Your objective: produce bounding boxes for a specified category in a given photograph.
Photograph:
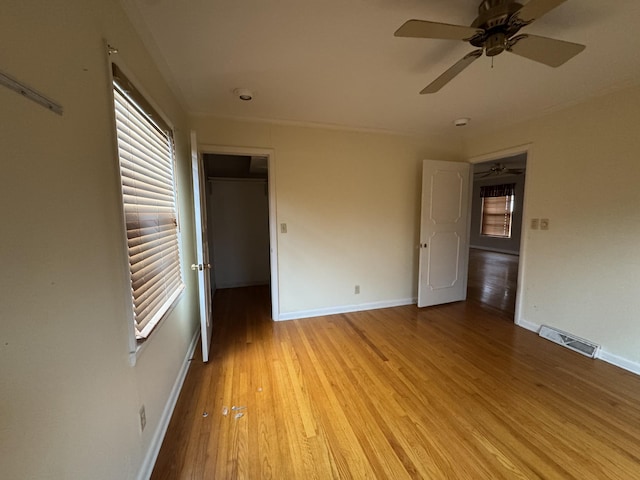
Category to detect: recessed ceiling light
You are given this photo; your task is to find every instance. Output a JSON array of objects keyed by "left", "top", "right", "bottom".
[
  {"left": 453, "top": 117, "right": 470, "bottom": 127},
  {"left": 233, "top": 88, "right": 253, "bottom": 101}
]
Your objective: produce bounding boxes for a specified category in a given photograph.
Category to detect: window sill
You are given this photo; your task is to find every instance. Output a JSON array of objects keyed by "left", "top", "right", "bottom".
[{"left": 128, "top": 287, "right": 186, "bottom": 366}]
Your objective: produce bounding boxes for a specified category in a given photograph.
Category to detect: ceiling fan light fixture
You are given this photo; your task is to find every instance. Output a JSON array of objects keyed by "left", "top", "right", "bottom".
[
  {"left": 454, "top": 117, "right": 470, "bottom": 127},
  {"left": 485, "top": 32, "right": 508, "bottom": 56}
]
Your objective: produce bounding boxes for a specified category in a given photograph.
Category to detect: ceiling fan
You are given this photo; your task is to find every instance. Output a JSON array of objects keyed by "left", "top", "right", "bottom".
[
  {"left": 395, "top": 0, "right": 586, "bottom": 94},
  {"left": 475, "top": 163, "right": 525, "bottom": 177}
]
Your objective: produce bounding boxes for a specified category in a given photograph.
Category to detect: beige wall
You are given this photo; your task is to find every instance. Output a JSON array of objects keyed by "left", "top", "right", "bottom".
[
  {"left": 209, "top": 179, "right": 271, "bottom": 288},
  {"left": 192, "top": 117, "right": 462, "bottom": 315},
  {"left": 464, "top": 85, "right": 640, "bottom": 365},
  {"left": 0, "top": 1, "right": 199, "bottom": 478}
]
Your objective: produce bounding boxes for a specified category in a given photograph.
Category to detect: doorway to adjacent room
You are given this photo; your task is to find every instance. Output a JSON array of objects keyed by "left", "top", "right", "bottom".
[{"left": 468, "top": 150, "right": 527, "bottom": 318}]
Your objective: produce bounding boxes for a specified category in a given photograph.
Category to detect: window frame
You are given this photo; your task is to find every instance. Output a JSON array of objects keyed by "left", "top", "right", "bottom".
[
  {"left": 479, "top": 184, "right": 516, "bottom": 239},
  {"left": 108, "top": 61, "right": 185, "bottom": 363}
]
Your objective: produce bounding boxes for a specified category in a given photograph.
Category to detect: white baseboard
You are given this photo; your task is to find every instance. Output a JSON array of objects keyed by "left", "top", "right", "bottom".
[
  {"left": 277, "top": 297, "right": 417, "bottom": 321},
  {"left": 515, "top": 317, "right": 540, "bottom": 333},
  {"left": 137, "top": 328, "right": 200, "bottom": 480},
  {"left": 597, "top": 350, "right": 640, "bottom": 376},
  {"left": 516, "top": 318, "right": 640, "bottom": 377}
]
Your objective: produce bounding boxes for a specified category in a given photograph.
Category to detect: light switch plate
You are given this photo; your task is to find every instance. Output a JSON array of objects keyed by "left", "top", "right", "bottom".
[
  {"left": 540, "top": 218, "right": 550, "bottom": 230},
  {"left": 531, "top": 218, "right": 539, "bottom": 230}
]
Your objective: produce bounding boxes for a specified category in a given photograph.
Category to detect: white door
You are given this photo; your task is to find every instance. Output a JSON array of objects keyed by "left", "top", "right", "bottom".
[
  {"left": 190, "top": 131, "right": 213, "bottom": 362},
  {"left": 418, "top": 160, "right": 470, "bottom": 307}
]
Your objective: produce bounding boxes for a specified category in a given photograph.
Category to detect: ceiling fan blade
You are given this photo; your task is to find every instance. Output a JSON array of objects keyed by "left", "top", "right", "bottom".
[
  {"left": 508, "top": 34, "right": 585, "bottom": 67},
  {"left": 395, "top": 20, "right": 483, "bottom": 40},
  {"left": 420, "top": 50, "right": 482, "bottom": 94},
  {"left": 515, "top": 0, "right": 567, "bottom": 23}
]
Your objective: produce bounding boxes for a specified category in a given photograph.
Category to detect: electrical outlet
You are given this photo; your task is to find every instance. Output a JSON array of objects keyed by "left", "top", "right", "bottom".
[
  {"left": 540, "top": 218, "right": 550, "bottom": 231},
  {"left": 139, "top": 405, "right": 146, "bottom": 432},
  {"left": 280, "top": 223, "right": 287, "bottom": 234},
  {"left": 531, "top": 218, "right": 539, "bottom": 230},
  {"left": 354, "top": 285, "right": 360, "bottom": 294}
]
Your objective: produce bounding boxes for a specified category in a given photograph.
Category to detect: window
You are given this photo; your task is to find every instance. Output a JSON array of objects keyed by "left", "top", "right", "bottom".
[
  {"left": 480, "top": 184, "right": 515, "bottom": 238},
  {"left": 112, "top": 64, "right": 184, "bottom": 341}
]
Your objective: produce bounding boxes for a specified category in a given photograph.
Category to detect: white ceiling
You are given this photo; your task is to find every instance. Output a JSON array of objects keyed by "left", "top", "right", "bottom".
[{"left": 121, "top": 0, "right": 640, "bottom": 136}]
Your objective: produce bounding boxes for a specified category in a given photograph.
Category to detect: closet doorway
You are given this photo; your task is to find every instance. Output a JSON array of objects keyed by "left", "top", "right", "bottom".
[{"left": 200, "top": 146, "right": 279, "bottom": 320}]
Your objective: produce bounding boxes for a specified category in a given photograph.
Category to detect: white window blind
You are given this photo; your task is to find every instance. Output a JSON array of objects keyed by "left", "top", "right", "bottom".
[
  {"left": 480, "top": 195, "right": 514, "bottom": 238},
  {"left": 112, "top": 66, "right": 184, "bottom": 340}
]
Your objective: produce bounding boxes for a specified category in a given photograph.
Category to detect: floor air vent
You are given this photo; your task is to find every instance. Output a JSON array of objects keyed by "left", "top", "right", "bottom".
[{"left": 539, "top": 325, "right": 600, "bottom": 358}]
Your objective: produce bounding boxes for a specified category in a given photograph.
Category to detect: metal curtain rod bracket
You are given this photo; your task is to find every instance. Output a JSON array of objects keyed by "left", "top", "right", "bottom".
[{"left": 0, "top": 69, "right": 63, "bottom": 116}]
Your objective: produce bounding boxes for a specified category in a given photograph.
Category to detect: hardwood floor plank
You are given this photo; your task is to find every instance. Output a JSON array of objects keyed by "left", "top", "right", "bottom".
[
  {"left": 151, "top": 286, "right": 640, "bottom": 479},
  {"left": 467, "top": 248, "right": 519, "bottom": 316},
  {"left": 289, "top": 318, "right": 380, "bottom": 479}
]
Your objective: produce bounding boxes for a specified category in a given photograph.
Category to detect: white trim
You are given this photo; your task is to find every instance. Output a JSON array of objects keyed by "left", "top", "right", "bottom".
[
  {"left": 597, "top": 350, "right": 640, "bottom": 377},
  {"left": 467, "top": 144, "right": 532, "bottom": 165},
  {"left": 468, "top": 144, "right": 532, "bottom": 328},
  {"left": 596, "top": 348, "right": 640, "bottom": 375},
  {"left": 105, "top": 49, "right": 140, "bottom": 361},
  {"left": 108, "top": 57, "right": 175, "bottom": 131},
  {"left": 129, "top": 289, "right": 186, "bottom": 366},
  {"left": 189, "top": 112, "right": 417, "bottom": 138},
  {"left": 136, "top": 328, "right": 200, "bottom": 480},
  {"left": 277, "top": 298, "right": 416, "bottom": 321},
  {"left": 198, "top": 144, "right": 280, "bottom": 320},
  {"left": 515, "top": 317, "right": 541, "bottom": 333},
  {"left": 516, "top": 319, "right": 640, "bottom": 377}
]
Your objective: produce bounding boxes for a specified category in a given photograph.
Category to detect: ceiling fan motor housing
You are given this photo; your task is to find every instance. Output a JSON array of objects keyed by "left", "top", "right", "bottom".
[{"left": 471, "top": 0, "right": 525, "bottom": 56}]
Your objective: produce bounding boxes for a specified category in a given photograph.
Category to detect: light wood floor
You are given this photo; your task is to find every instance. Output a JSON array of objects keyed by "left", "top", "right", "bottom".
[
  {"left": 467, "top": 248, "right": 519, "bottom": 317},
  {"left": 152, "top": 286, "right": 640, "bottom": 479}
]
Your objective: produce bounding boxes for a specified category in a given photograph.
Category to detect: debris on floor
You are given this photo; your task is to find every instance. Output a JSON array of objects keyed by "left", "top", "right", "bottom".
[{"left": 221, "top": 405, "right": 247, "bottom": 419}]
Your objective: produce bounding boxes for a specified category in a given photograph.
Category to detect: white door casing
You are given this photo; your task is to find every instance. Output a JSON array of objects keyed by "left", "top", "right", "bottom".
[
  {"left": 468, "top": 143, "right": 531, "bottom": 326},
  {"left": 190, "top": 131, "right": 213, "bottom": 362},
  {"left": 197, "top": 144, "right": 280, "bottom": 321},
  {"left": 418, "top": 160, "right": 470, "bottom": 308}
]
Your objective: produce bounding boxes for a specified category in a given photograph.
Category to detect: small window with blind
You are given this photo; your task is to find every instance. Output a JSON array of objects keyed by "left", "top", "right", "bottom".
[
  {"left": 111, "top": 63, "right": 185, "bottom": 343},
  {"left": 480, "top": 183, "right": 515, "bottom": 238}
]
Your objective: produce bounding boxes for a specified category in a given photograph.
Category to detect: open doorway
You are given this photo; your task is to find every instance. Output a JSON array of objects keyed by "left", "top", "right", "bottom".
[
  {"left": 467, "top": 152, "right": 527, "bottom": 318},
  {"left": 198, "top": 145, "right": 280, "bottom": 320},
  {"left": 204, "top": 154, "right": 269, "bottom": 288}
]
